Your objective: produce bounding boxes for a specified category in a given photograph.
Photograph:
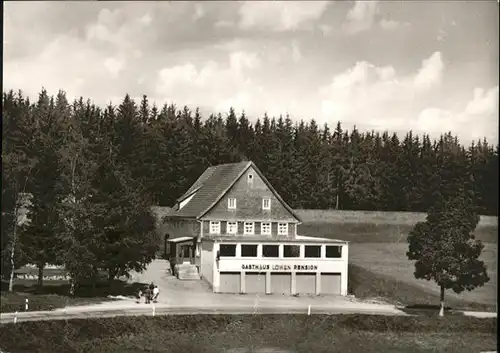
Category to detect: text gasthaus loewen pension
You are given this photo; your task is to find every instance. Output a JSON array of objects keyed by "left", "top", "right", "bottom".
[{"left": 241, "top": 264, "right": 319, "bottom": 271}]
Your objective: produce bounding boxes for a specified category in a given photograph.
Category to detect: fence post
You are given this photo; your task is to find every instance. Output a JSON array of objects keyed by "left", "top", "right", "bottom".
[
  {"left": 25, "top": 298, "right": 28, "bottom": 311},
  {"left": 308, "top": 305, "right": 311, "bottom": 316},
  {"left": 14, "top": 311, "right": 18, "bottom": 324},
  {"left": 152, "top": 304, "right": 155, "bottom": 317}
]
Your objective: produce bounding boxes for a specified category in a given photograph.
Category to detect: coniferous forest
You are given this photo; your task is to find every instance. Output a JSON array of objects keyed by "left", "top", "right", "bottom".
[
  {"left": 2, "top": 88, "right": 499, "bottom": 281},
  {"left": 3, "top": 89, "right": 498, "bottom": 215}
]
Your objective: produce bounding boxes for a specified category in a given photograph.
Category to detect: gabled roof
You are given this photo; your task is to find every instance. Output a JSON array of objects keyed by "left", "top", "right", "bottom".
[{"left": 163, "top": 161, "right": 301, "bottom": 223}]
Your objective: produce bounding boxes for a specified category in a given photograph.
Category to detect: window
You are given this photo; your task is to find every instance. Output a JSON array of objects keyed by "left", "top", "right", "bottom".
[
  {"left": 244, "top": 222, "right": 254, "bottom": 235},
  {"left": 227, "top": 221, "right": 237, "bottom": 234},
  {"left": 263, "top": 245, "right": 279, "bottom": 258},
  {"left": 326, "top": 245, "right": 342, "bottom": 258},
  {"left": 248, "top": 173, "right": 254, "bottom": 186},
  {"left": 304, "top": 245, "right": 321, "bottom": 258},
  {"left": 210, "top": 221, "right": 220, "bottom": 234},
  {"left": 283, "top": 245, "right": 300, "bottom": 258},
  {"left": 278, "top": 223, "right": 288, "bottom": 235},
  {"left": 262, "top": 198, "right": 271, "bottom": 210},
  {"left": 219, "top": 244, "right": 236, "bottom": 257},
  {"left": 241, "top": 244, "right": 258, "bottom": 257},
  {"left": 261, "top": 222, "right": 271, "bottom": 235},
  {"left": 228, "top": 198, "right": 237, "bottom": 209}
]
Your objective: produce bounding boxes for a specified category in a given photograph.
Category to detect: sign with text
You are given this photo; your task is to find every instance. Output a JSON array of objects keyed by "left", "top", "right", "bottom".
[
  {"left": 241, "top": 263, "right": 318, "bottom": 272},
  {"left": 218, "top": 258, "right": 346, "bottom": 273}
]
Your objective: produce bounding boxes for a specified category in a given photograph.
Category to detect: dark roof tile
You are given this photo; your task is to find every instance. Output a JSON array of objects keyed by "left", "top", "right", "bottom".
[{"left": 164, "top": 161, "right": 301, "bottom": 222}]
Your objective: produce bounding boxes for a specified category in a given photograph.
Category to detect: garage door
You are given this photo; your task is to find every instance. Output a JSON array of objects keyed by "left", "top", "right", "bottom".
[
  {"left": 296, "top": 273, "right": 316, "bottom": 295},
  {"left": 321, "top": 273, "right": 341, "bottom": 295},
  {"left": 271, "top": 273, "right": 291, "bottom": 295},
  {"left": 219, "top": 272, "right": 241, "bottom": 293},
  {"left": 246, "top": 273, "right": 266, "bottom": 294}
]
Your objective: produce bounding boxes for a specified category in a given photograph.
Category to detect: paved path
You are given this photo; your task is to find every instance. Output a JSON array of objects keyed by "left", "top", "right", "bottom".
[{"left": 0, "top": 302, "right": 406, "bottom": 324}]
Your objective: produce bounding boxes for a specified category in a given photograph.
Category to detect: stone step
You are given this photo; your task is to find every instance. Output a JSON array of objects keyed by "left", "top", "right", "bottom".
[
  {"left": 177, "top": 271, "right": 198, "bottom": 274},
  {"left": 174, "top": 264, "right": 200, "bottom": 280},
  {"left": 178, "top": 272, "right": 200, "bottom": 278}
]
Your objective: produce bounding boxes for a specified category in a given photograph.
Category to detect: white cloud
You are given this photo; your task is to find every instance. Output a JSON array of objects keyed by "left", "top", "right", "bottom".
[
  {"left": 193, "top": 3, "right": 205, "bottom": 21},
  {"left": 379, "top": 19, "right": 408, "bottom": 30},
  {"left": 342, "top": 0, "right": 379, "bottom": 34},
  {"left": 413, "top": 51, "right": 444, "bottom": 91},
  {"left": 215, "top": 20, "right": 235, "bottom": 28},
  {"left": 5, "top": 33, "right": 108, "bottom": 101},
  {"left": 319, "top": 51, "right": 445, "bottom": 131},
  {"left": 319, "top": 24, "right": 334, "bottom": 35},
  {"left": 291, "top": 41, "right": 302, "bottom": 63},
  {"left": 85, "top": 7, "right": 154, "bottom": 51},
  {"left": 104, "top": 57, "right": 125, "bottom": 77},
  {"left": 414, "top": 86, "right": 499, "bottom": 143},
  {"left": 139, "top": 13, "right": 152, "bottom": 26},
  {"left": 156, "top": 51, "right": 263, "bottom": 112},
  {"left": 239, "top": 1, "right": 329, "bottom": 31}
]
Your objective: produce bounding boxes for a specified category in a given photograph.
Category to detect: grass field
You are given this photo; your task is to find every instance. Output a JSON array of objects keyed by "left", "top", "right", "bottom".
[
  {"left": 298, "top": 221, "right": 498, "bottom": 310},
  {"left": 298, "top": 222, "right": 498, "bottom": 243},
  {"left": 0, "top": 314, "right": 497, "bottom": 353},
  {"left": 295, "top": 209, "right": 498, "bottom": 227},
  {"left": 350, "top": 242, "right": 497, "bottom": 307}
]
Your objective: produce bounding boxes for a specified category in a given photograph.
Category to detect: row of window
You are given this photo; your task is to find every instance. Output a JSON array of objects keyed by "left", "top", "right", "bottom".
[
  {"left": 218, "top": 244, "right": 343, "bottom": 259},
  {"left": 209, "top": 221, "right": 288, "bottom": 235},
  {"left": 228, "top": 197, "right": 271, "bottom": 211}
]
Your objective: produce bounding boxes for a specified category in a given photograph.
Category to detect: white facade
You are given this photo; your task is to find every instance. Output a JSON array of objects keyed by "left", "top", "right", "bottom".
[{"left": 201, "top": 237, "right": 349, "bottom": 296}]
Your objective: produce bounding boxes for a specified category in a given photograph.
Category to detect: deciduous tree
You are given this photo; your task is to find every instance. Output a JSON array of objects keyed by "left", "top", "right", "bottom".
[{"left": 407, "top": 188, "right": 490, "bottom": 316}]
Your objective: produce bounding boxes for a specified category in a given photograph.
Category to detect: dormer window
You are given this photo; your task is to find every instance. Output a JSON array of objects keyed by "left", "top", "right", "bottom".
[
  {"left": 228, "top": 198, "right": 237, "bottom": 209},
  {"left": 262, "top": 198, "right": 271, "bottom": 210}
]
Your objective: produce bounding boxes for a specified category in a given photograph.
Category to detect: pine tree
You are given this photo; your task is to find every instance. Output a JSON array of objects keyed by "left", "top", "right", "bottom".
[
  {"left": 19, "top": 89, "right": 66, "bottom": 286},
  {"left": 225, "top": 107, "right": 240, "bottom": 161}
]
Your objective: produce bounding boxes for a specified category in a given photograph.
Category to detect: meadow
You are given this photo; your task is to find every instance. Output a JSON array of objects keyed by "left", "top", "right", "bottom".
[
  {"left": 297, "top": 210, "right": 498, "bottom": 311},
  {"left": 0, "top": 314, "right": 496, "bottom": 353}
]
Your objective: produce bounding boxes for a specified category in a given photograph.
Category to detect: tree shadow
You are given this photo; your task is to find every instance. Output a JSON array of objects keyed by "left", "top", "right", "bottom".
[
  {"left": 401, "top": 304, "right": 462, "bottom": 317},
  {"left": 1, "top": 279, "right": 147, "bottom": 298}
]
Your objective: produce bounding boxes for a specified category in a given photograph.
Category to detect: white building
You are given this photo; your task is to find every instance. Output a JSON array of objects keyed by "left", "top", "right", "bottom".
[{"left": 159, "top": 161, "right": 349, "bottom": 296}]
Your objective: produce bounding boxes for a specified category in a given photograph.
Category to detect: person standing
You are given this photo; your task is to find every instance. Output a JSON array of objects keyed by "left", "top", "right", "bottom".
[
  {"left": 144, "top": 285, "right": 151, "bottom": 304},
  {"left": 152, "top": 285, "right": 159, "bottom": 303},
  {"left": 136, "top": 288, "right": 143, "bottom": 304}
]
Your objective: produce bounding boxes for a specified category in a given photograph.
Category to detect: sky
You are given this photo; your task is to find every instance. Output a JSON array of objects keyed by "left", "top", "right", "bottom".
[{"left": 3, "top": 1, "right": 499, "bottom": 145}]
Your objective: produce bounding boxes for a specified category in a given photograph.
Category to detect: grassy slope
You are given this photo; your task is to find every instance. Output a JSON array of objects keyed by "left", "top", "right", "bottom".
[
  {"left": 350, "top": 242, "right": 497, "bottom": 307},
  {"left": 348, "top": 263, "right": 494, "bottom": 311},
  {"left": 298, "top": 222, "right": 498, "bottom": 243},
  {"left": 299, "top": 222, "right": 498, "bottom": 309},
  {"left": 0, "top": 315, "right": 496, "bottom": 353}
]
